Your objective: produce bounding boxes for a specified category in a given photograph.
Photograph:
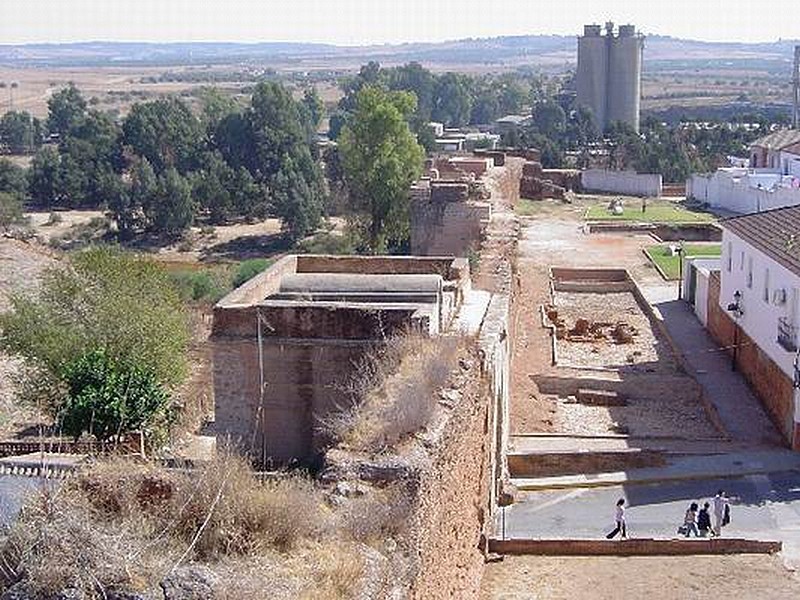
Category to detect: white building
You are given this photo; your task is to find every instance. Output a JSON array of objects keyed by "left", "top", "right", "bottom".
[
  {"left": 687, "top": 131, "right": 800, "bottom": 214},
  {"left": 716, "top": 205, "right": 800, "bottom": 448}
]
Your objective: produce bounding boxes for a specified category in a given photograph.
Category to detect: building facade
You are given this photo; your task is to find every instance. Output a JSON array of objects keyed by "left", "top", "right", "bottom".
[{"left": 711, "top": 206, "right": 800, "bottom": 448}]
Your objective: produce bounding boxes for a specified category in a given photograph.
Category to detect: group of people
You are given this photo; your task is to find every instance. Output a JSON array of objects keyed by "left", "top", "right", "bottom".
[
  {"left": 680, "top": 490, "right": 731, "bottom": 537},
  {"left": 605, "top": 490, "right": 731, "bottom": 540}
]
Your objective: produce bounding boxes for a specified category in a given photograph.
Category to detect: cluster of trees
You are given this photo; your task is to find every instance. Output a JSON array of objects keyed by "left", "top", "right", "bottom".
[
  {"left": 329, "top": 61, "right": 552, "bottom": 147},
  {"left": 0, "top": 110, "right": 43, "bottom": 154},
  {"left": 0, "top": 247, "right": 190, "bottom": 444},
  {"left": 11, "top": 83, "right": 326, "bottom": 240}
]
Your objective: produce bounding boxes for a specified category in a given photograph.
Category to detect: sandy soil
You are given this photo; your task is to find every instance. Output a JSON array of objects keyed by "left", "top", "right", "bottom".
[{"left": 480, "top": 555, "right": 800, "bottom": 600}]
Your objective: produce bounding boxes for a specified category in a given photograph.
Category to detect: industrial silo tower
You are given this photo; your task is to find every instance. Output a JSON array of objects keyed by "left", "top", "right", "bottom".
[{"left": 576, "top": 22, "right": 644, "bottom": 133}]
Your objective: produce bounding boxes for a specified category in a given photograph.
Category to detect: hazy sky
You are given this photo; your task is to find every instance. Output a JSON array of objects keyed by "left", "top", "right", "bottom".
[{"left": 1, "top": 0, "right": 798, "bottom": 45}]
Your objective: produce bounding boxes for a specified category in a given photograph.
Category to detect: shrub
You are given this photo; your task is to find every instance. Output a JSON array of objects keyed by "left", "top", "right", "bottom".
[
  {"left": 295, "top": 232, "right": 355, "bottom": 255},
  {"left": 232, "top": 258, "right": 273, "bottom": 288},
  {"left": 0, "top": 191, "right": 25, "bottom": 231},
  {"left": 169, "top": 268, "right": 229, "bottom": 304},
  {"left": 59, "top": 349, "right": 171, "bottom": 441}
]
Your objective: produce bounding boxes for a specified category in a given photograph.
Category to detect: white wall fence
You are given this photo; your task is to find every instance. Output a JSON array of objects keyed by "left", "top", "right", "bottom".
[
  {"left": 688, "top": 171, "right": 800, "bottom": 214},
  {"left": 581, "top": 169, "right": 663, "bottom": 197}
]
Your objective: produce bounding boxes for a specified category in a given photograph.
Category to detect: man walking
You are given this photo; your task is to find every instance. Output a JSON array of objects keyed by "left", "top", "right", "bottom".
[
  {"left": 712, "top": 490, "right": 729, "bottom": 536},
  {"left": 606, "top": 498, "right": 627, "bottom": 539}
]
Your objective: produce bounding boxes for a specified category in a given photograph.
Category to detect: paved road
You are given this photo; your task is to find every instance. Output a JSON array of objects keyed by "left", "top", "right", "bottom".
[{"left": 500, "top": 471, "right": 800, "bottom": 566}]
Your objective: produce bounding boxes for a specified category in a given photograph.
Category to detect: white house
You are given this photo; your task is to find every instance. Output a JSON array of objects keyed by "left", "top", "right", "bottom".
[
  {"left": 716, "top": 205, "right": 800, "bottom": 448},
  {"left": 687, "top": 131, "right": 800, "bottom": 214}
]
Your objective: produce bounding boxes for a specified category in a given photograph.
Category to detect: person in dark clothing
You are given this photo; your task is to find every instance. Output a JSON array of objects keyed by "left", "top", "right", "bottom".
[
  {"left": 698, "top": 502, "right": 713, "bottom": 537},
  {"left": 606, "top": 498, "right": 627, "bottom": 539}
]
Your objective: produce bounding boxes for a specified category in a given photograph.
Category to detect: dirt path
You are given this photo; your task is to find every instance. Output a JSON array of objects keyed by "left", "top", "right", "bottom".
[{"left": 480, "top": 555, "right": 800, "bottom": 600}]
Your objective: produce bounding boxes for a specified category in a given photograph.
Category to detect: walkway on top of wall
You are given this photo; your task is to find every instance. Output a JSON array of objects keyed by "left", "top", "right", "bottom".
[{"left": 653, "top": 299, "right": 784, "bottom": 447}]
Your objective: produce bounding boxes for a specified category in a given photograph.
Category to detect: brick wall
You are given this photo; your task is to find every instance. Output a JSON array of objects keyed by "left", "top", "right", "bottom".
[{"left": 707, "top": 272, "right": 796, "bottom": 447}]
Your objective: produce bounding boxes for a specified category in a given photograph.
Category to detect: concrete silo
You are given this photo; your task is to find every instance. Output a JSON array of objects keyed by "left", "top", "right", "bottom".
[
  {"left": 608, "top": 24, "right": 644, "bottom": 132},
  {"left": 576, "top": 24, "right": 609, "bottom": 133},
  {"left": 576, "top": 23, "right": 644, "bottom": 133}
]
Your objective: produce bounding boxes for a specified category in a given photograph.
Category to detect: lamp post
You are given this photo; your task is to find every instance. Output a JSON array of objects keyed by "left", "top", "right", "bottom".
[
  {"left": 677, "top": 242, "right": 685, "bottom": 301},
  {"left": 726, "top": 290, "right": 743, "bottom": 372}
]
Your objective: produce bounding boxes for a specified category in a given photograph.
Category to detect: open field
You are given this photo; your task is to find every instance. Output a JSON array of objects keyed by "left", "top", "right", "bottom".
[
  {"left": 585, "top": 201, "right": 715, "bottom": 224},
  {"left": 645, "top": 243, "right": 722, "bottom": 279}
]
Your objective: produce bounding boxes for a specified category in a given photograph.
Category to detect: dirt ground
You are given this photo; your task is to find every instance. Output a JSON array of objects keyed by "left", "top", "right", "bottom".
[
  {"left": 510, "top": 198, "right": 672, "bottom": 435},
  {"left": 480, "top": 555, "right": 800, "bottom": 600}
]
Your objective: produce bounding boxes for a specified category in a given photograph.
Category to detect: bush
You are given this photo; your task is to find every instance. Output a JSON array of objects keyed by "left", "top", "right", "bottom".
[
  {"left": 232, "top": 258, "right": 273, "bottom": 288},
  {"left": 295, "top": 231, "right": 355, "bottom": 255},
  {"left": 0, "top": 247, "right": 190, "bottom": 443},
  {"left": 60, "top": 349, "right": 171, "bottom": 441},
  {"left": 169, "top": 268, "right": 229, "bottom": 304},
  {"left": 0, "top": 191, "right": 25, "bottom": 231}
]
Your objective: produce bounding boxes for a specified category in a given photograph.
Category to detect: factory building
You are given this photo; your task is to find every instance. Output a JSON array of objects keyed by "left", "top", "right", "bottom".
[{"left": 576, "top": 22, "right": 644, "bottom": 133}]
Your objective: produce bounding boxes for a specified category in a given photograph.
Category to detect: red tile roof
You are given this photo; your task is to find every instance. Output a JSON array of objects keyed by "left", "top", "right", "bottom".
[{"left": 722, "top": 205, "right": 800, "bottom": 276}]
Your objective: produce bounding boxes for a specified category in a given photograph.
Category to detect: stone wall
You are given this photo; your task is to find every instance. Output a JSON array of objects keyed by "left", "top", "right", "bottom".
[
  {"left": 582, "top": 169, "right": 663, "bottom": 197},
  {"left": 707, "top": 272, "right": 796, "bottom": 448}
]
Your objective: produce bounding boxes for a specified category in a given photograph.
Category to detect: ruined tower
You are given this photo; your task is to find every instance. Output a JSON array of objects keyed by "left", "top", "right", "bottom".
[{"left": 576, "top": 22, "right": 644, "bottom": 133}]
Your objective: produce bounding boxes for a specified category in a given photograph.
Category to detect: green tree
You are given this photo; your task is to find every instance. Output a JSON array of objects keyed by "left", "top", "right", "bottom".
[
  {"left": 0, "top": 247, "right": 190, "bottom": 436},
  {"left": 122, "top": 98, "right": 203, "bottom": 174},
  {"left": 0, "top": 111, "right": 39, "bottom": 153},
  {"left": 0, "top": 191, "right": 25, "bottom": 231},
  {"left": 0, "top": 158, "right": 28, "bottom": 198},
  {"left": 339, "top": 86, "right": 424, "bottom": 253},
  {"left": 60, "top": 348, "right": 171, "bottom": 441},
  {"left": 151, "top": 168, "right": 193, "bottom": 236},
  {"left": 301, "top": 87, "right": 325, "bottom": 133},
  {"left": 432, "top": 73, "right": 473, "bottom": 127},
  {"left": 47, "top": 84, "right": 87, "bottom": 137},
  {"left": 28, "top": 146, "right": 62, "bottom": 207},
  {"left": 192, "top": 152, "right": 234, "bottom": 224},
  {"left": 531, "top": 99, "right": 567, "bottom": 140}
]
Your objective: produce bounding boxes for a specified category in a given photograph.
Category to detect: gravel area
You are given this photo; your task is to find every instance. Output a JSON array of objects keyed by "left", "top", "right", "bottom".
[
  {"left": 555, "top": 394, "right": 721, "bottom": 438},
  {"left": 553, "top": 291, "right": 678, "bottom": 373}
]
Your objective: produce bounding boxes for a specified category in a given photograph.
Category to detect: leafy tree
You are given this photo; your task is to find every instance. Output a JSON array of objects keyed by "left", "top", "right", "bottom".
[
  {"left": 301, "top": 87, "right": 325, "bottom": 133},
  {"left": 28, "top": 146, "right": 62, "bottom": 207},
  {"left": 0, "top": 111, "right": 40, "bottom": 153},
  {"left": 0, "top": 159, "right": 28, "bottom": 198},
  {"left": 232, "top": 258, "right": 273, "bottom": 288},
  {"left": 387, "top": 62, "right": 436, "bottom": 121},
  {"left": 60, "top": 348, "right": 171, "bottom": 441},
  {"left": 0, "top": 192, "right": 25, "bottom": 230},
  {"left": 122, "top": 98, "right": 203, "bottom": 174},
  {"left": 151, "top": 168, "right": 193, "bottom": 236},
  {"left": 432, "top": 73, "right": 472, "bottom": 127},
  {"left": 197, "top": 87, "right": 238, "bottom": 132},
  {"left": 192, "top": 152, "right": 235, "bottom": 224},
  {"left": 531, "top": 99, "right": 567, "bottom": 140},
  {"left": 246, "top": 82, "right": 325, "bottom": 239},
  {"left": 0, "top": 247, "right": 190, "bottom": 433},
  {"left": 47, "top": 84, "right": 87, "bottom": 137},
  {"left": 231, "top": 166, "right": 268, "bottom": 221},
  {"left": 339, "top": 85, "right": 424, "bottom": 253},
  {"left": 213, "top": 111, "right": 253, "bottom": 171}
]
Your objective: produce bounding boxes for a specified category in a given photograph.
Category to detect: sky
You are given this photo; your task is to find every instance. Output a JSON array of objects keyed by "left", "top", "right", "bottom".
[{"left": 0, "top": 0, "right": 798, "bottom": 46}]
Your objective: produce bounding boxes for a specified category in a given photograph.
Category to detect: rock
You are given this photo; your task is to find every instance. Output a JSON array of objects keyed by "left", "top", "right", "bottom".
[
  {"left": 161, "top": 565, "right": 217, "bottom": 600},
  {"left": 1, "top": 583, "right": 35, "bottom": 600},
  {"left": 571, "top": 318, "right": 591, "bottom": 336},
  {"left": 55, "top": 589, "right": 84, "bottom": 600},
  {"left": 107, "top": 590, "right": 154, "bottom": 600}
]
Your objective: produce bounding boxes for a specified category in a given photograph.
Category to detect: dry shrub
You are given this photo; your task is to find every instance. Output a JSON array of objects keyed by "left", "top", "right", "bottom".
[
  {"left": 0, "top": 454, "right": 331, "bottom": 598},
  {"left": 337, "top": 484, "right": 414, "bottom": 544},
  {"left": 326, "top": 332, "right": 460, "bottom": 453}
]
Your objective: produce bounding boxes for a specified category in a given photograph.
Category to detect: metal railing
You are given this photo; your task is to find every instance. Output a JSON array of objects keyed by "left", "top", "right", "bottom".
[{"left": 778, "top": 317, "right": 798, "bottom": 352}]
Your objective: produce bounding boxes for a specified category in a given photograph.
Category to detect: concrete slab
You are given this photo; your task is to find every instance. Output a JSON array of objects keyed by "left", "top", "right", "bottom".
[{"left": 454, "top": 289, "right": 492, "bottom": 335}]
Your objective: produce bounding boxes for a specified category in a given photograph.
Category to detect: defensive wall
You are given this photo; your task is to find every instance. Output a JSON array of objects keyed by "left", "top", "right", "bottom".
[{"left": 582, "top": 168, "right": 663, "bottom": 197}]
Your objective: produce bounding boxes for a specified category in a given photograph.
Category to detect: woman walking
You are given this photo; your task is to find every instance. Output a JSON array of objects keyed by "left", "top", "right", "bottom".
[
  {"left": 606, "top": 498, "right": 627, "bottom": 539},
  {"left": 682, "top": 502, "right": 700, "bottom": 537}
]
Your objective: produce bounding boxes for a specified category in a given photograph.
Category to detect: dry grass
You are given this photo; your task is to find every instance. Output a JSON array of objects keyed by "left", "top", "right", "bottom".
[
  {"left": 0, "top": 454, "right": 364, "bottom": 599},
  {"left": 324, "top": 332, "right": 460, "bottom": 453}
]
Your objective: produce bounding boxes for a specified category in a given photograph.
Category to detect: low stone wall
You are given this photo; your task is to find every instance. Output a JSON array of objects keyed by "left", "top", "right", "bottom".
[
  {"left": 489, "top": 538, "right": 782, "bottom": 556},
  {"left": 582, "top": 169, "right": 663, "bottom": 197},
  {"left": 507, "top": 448, "right": 666, "bottom": 477},
  {"left": 706, "top": 272, "right": 796, "bottom": 448}
]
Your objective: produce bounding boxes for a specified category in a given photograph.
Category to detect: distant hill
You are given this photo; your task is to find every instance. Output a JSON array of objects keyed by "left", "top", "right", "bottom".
[{"left": 0, "top": 35, "right": 797, "bottom": 71}]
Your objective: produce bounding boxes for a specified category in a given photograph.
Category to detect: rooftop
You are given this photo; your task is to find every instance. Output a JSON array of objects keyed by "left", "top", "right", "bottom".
[
  {"left": 721, "top": 205, "right": 800, "bottom": 276},
  {"left": 750, "top": 130, "right": 800, "bottom": 152}
]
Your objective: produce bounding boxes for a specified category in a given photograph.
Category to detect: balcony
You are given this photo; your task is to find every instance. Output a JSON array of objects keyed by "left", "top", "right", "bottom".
[{"left": 777, "top": 317, "right": 798, "bottom": 352}]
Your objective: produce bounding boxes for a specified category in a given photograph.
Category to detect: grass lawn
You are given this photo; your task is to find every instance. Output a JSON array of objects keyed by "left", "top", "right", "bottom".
[
  {"left": 645, "top": 244, "right": 721, "bottom": 280},
  {"left": 516, "top": 198, "right": 545, "bottom": 216},
  {"left": 585, "top": 201, "right": 714, "bottom": 224}
]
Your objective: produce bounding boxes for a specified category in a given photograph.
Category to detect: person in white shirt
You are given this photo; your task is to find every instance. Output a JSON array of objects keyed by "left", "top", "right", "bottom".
[
  {"left": 606, "top": 498, "right": 627, "bottom": 539},
  {"left": 712, "top": 490, "right": 729, "bottom": 536}
]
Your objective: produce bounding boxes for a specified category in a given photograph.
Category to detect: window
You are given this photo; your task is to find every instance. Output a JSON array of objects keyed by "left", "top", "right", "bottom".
[
  {"left": 747, "top": 256, "right": 753, "bottom": 288},
  {"left": 726, "top": 242, "right": 732, "bottom": 272},
  {"left": 764, "top": 268, "right": 770, "bottom": 303}
]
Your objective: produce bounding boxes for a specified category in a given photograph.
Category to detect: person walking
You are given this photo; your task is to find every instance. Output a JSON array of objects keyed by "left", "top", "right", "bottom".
[
  {"left": 606, "top": 498, "right": 627, "bottom": 539},
  {"left": 682, "top": 502, "right": 700, "bottom": 537},
  {"left": 698, "top": 502, "right": 713, "bottom": 537},
  {"left": 712, "top": 490, "right": 729, "bottom": 536}
]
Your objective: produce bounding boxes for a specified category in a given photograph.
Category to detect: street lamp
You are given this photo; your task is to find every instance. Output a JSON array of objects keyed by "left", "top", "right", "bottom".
[
  {"left": 677, "top": 241, "right": 685, "bottom": 300},
  {"left": 726, "top": 290, "right": 743, "bottom": 371}
]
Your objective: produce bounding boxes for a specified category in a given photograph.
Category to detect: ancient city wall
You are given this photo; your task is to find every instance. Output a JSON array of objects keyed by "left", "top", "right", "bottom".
[
  {"left": 582, "top": 169, "right": 663, "bottom": 197},
  {"left": 706, "top": 272, "right": 796, "bottom": 448}
]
